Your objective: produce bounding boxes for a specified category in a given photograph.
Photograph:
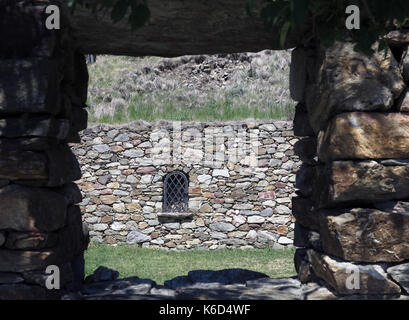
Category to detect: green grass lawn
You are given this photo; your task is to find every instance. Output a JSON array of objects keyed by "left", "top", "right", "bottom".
[{"left": 84, "top": 244, "right": 297, "bottom": 284}]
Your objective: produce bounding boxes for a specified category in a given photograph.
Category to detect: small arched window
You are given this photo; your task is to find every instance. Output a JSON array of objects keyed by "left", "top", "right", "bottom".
[{"left": 163, "top": 171, "right": 189, "bottom": 212}]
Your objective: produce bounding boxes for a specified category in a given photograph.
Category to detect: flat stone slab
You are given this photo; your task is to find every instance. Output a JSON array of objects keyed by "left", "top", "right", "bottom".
[
  {"left": 62, "top": 267, "right": 409, "bottom": 300},
  {"left": 308, "top": 249, "right": 401, "bottom": 296},
  {"left": 319, "top": 203, "right": 409, "bottom": 263},
  {"left": 0, "top": 59, "right": 62, "bottom": 114},
  {"left": 306, "top": 42, "right": 404, "bottom": 133},
  {"left": 318, "top": 112, "right": 409, "bottom": 162},
  {"left": 0, "top": 184, "right": 67, "bottom": 232},
  {"left": 316, "top": 160, "right": 409, "bottom": 207},
  {"left": 81, "top": 277, "right": 156, "bottom": 296}
]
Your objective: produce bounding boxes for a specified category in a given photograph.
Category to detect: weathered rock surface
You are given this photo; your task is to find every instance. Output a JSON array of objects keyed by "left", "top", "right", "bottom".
[
  {"left": 319, "top": 204, "right": 409, "bottom": 262},
  {"left": 294, "top": 138, "right": 317, "bottom": 165},
  {"left": 0, "top": 117, "right": 70, "bottom": 140},
  {"left": 302, "top": 282, "right": 337, "bottom": 300},
  {"left": 0, "top": 249, "right": 61, "bottom": 273},
  {"left": 318, "top": 112, "right": 409, "bottom": 162},
  {"left": 295, "top": 164, "right": 316, "bottom": 197},
  {"left": 294, "top": 223, "right": 321, "bottom": 250},
  {"left": 0, "top": 150, "right": 47, "bottom": 180},
  {"left": 5, "top": 232, "right": 57, "bottom": 250},
  {"left": 126, "top": 231, "right": 151, "bottom": 244},
  {"left": 308, "top": 250, "right": 401, "bottom": 295},
  {"left": 316, "top": 161, "right": 409, "bottom": 207},
  {"left": 0, "top": 284, "right": 52, "bottom": 300},
  {"left": 84, "top": 266, "right": 120, "bottom": 283},
  {"left": 45, "top": 145, "right": 82, "bottom": 186},
  {"left": 0, "top": 272, "right": 24, "bottom": 284},
  {"left": 0, "top": 59, "right": 61, "bottom": 114},
  {"left": 306, "top": 42, "right": 405, "bottom": 132},
  {"left": 396, "top": 87, "right": 409, "bottom": 112},
  {"left": 292, "top": 196, "right": 319, "bottom": 231},
  {"left": 0, "top": 185, "right": 66, "bottom": 232},
  {"left": 81, "top": 277, "right": 155, "bottom": 296},
  {"left": 387, "top": 263, "right": 409, "bottom": 294},
  {"left": 0, "top": 231, "right": 5, "bottom": 247},
  {"left": 241, "top": 277, "right": 302, "bottom": 300},
  {"left": 62, "top": 266, "right": 409, "bottom": 300},
  {"left": 386, "top": 29, "right": 409, "bottom": 45},
  {"left": 293, "top": 104, "right": 314, "bottom": 137},
  {"left": 0, "top": 146, "right": 81, "bottom": 186}
]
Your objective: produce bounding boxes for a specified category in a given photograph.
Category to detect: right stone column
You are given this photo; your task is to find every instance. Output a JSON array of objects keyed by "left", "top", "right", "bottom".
[{"left": 291, "top": 37, "right": 409, "bottom": 298}]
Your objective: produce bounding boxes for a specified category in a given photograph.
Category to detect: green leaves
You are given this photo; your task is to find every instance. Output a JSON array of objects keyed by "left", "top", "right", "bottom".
[{"left": 259, "top": 0, "right": 409, "bottom": 55}]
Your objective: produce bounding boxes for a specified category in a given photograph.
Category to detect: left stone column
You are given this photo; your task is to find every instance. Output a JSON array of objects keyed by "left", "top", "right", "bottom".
[{"left": 0, "top": 0, "right": 89, "bottom": 299}]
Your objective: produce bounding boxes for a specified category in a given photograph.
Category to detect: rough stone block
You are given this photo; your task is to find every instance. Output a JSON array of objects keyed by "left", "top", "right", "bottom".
[
  {"left": 0, "top": 184, "right": 67, "bottom": 232},
  {"left": 0, "top": 2, "right": 57, "bottom": 58},
  {"left": 318, "top": 112, "right": 409, "bottom": 162},
  {"left": 316, "top": 160, "right": 409, "bottom": 207},
  {"left": 293, "top": 104, "right": 314, "bottom": 137},
  {"left": 0, "top": 149, "right": 47, "bottom": 181},
  {"left": 396, "top": 87, "right": 409, "bottom": 112},
  {"left": 293, "top": 223, "right": 321, "bottom": 250},
  {"left": 5, "top": 231, "right": 58, "bottom": 250},
  {"left": 58, "top": 206, "right": 89, "bottom": 257},
  {"left": 305, "top": 41, "right": 405, "bottom": 132},
  {"left": 0, "top": 248, "right": 62, "bottom": 273},
  {"left": 294, "top": 138, "right": 317, "bottom": 165},
  {"left": 45, "top": 145, "right": 82, "bottom": 187},
  {"left": 319, "top": 203, "right": 409, "bottom": 262},
  {"left": 0, "top": 117, "right": 70, "bottom": 140},
  {"left": 295, "top": 164, "right": 316, "bottom": 197},
  {"left": 0, "top": 284, "right": 52, "bottom": 300},
  {"left": 0, "top": 59, "right": 61, "bottom": 114},
  {"left": 0, "top": 137, "right": 58, "bottom": 151},
  {"left": 387, "top": 263, "right": 409, "bottom": 294},
  {"left": 292, "top": 196, "right": 319, "bottom": 231},
  {"left": 308, "top": 249, "right": 401, "bottom": 295}
]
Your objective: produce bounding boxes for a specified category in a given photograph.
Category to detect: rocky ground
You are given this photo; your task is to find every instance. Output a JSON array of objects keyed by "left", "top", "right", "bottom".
[
  {"left": 86, "top": 50, "right": 295, "bottom": 123},
  {"left": 62, "top": 266, "right": 409, "bottom": 300}
]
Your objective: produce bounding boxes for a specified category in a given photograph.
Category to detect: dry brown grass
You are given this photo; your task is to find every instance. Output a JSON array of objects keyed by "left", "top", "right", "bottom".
[{"left": 86, "top": 50, "right": 296, "bottom": 124}]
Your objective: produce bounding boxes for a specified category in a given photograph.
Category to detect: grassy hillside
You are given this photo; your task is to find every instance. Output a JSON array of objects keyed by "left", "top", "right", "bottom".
[{"left": 86, "top": 50, "right": 296, "bottom": 124}]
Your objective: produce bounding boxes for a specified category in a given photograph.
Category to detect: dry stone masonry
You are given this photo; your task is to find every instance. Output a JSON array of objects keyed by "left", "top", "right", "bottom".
[
  {"left": 73, "top": 120, "right": 299, "bottom": 249},
  {"left": 0, "top": 1, "right": 89, "bottom": 299},
  {"left": 291, "top": 34, "right": 409, "bottom": 298},
  {"left": 3, "top": 0, "right": 409, "bottom": 300}
]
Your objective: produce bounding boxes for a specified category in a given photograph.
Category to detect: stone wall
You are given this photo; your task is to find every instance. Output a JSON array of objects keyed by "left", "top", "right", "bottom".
[
  {"left": 73, "top": 120, "right": 300, "bottom": 249},
  {"left": 291, "top": 35, "right": 409, "bottom": 297}
]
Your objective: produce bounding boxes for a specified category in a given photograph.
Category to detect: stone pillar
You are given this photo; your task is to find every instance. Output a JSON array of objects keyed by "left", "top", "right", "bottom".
[
  {"left": 0, "top": 1, "right": 89, "bottom": 299},
  {"left": 291, "top": 38, "right": 409, "bottom": 298}
]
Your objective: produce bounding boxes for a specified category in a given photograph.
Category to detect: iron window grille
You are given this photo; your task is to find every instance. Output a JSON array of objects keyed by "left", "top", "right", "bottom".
[{"left": 163, "top": 171, "right": 189, "bottom": 212}]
